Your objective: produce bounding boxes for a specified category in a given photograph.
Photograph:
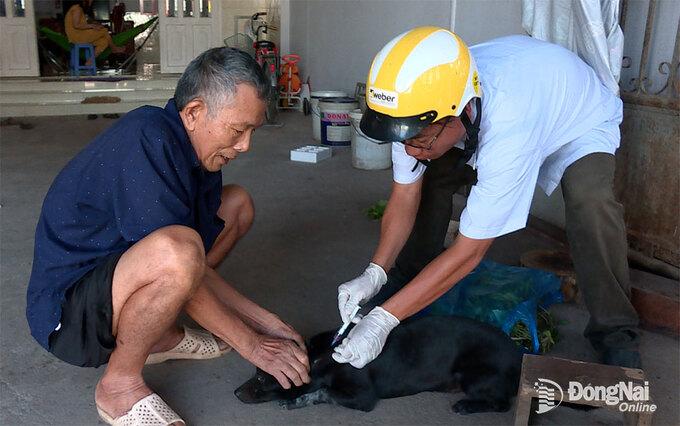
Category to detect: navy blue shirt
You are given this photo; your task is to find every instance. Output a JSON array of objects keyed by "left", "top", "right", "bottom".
[{"left": 27, "top": 99, "right": 224, "bottom": 350}]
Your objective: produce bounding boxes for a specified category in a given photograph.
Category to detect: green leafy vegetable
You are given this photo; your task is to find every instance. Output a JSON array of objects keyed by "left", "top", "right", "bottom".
[
  {"left": 366, "top": 200, "right": 388, "bottom": 221},
  {"left": 510, "top": 307, "right": 564, "bottom": 354}
]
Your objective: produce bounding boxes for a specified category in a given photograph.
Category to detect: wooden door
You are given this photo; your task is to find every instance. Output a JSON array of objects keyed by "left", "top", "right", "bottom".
[
  {"left": 159, "top": 0, "right": 221, "bottom": 73},
  {"left": 0, "top": 0, "right": 39, "bottom": 76}
]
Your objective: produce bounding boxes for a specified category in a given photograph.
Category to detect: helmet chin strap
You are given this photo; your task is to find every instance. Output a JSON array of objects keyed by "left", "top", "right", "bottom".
[
  {"left": 410, "top": 97, "right": 482, "bottom": 173},
  {"left": 454, "top": 96, "right": 482, "bottom": 171}
]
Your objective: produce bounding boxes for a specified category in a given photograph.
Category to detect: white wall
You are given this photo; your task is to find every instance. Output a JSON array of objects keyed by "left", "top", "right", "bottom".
[
  {"left": 452, "top": 0, "right": 524, "bottom": 43},
  {"left": 286, "top": 0, "right": 527, "bottom": 95},
  {"left": 288, "top": 0, "right": 452, "bottom": 95},
  {"left": 222, "top": 0, "right": 280, "bottom": 49}
]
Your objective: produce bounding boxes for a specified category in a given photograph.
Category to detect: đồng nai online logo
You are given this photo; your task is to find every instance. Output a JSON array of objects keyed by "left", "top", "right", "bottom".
[
  {"left": 534, "top": 378, "right": 656, "bottom": 414},
  {"left": 535, "top": 379, "right": 563, "bottom": 414}
]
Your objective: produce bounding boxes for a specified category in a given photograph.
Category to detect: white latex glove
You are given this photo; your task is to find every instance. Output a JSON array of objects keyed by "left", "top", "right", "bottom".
[
  {"left": 337, "top": 263, "right": 387, "bottom": 324},
  {"left": 331, "top": 306, "right": 399, "bottom": 369}
]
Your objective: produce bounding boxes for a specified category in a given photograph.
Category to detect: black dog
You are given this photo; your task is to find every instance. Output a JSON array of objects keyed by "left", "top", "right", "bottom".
[{"left": 235, "top": 315, "right": 523, "bottom": 413}]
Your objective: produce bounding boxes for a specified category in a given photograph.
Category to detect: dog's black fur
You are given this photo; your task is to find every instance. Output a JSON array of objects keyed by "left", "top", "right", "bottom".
[{"left": 235, "top": 315, "right": 523, "bottom": 413}]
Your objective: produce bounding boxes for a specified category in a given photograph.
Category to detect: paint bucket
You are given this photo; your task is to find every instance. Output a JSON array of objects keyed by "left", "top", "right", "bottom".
[
  {"left": 319, "top": 97, "right": 358, "bottom": 146},
  {"left": 349, "top": 108, "right": 392, "bottom": 170},
  {"left": 310, "top": 90, "right": 348, "bottom": 141}
]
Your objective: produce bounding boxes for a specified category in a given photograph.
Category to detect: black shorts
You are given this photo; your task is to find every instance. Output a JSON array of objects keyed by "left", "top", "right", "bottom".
[{"left": 48, "top": 252, "right": 123, "bottom": 368}]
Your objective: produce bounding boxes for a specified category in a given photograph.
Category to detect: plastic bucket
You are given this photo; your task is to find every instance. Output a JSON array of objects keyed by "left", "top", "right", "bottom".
[
  {"left": 319, "top": 97, "right": 358, "bottom": 146},
  {"left": 349, "top": 108, "right": 392, "bottom": 170},
  {"left": 311, "top": 90, "right": 348, "bottom": 141}
]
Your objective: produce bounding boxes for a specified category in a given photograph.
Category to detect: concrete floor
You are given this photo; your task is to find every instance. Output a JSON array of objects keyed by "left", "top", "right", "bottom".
[{"left": 1, "top": 110, "right": 678, "bottom": 425}]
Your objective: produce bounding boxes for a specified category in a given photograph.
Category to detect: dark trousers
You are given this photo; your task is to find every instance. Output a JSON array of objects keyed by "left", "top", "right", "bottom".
[
  {"left": 370, "top": 151, "right": 639, "bottom": 352},
  {"left": 369, "top": 148, "right": 477, "bottom": 306},
  {"left": 561, "top": 153, "right": 639, "bottom": 351}
]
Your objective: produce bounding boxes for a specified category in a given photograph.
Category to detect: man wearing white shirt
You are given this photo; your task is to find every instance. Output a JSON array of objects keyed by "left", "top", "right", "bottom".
[{"left": 332, "top": 27, "right": 640, "bottom": 370}]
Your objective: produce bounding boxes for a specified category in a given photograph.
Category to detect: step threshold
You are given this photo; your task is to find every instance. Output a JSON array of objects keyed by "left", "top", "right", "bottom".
[{"left": 1, "top": 100, "right": 169, "bottom": 117}]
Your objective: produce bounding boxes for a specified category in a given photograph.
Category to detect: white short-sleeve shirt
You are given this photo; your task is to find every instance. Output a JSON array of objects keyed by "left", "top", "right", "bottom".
[{"left": 391, "top": 35, "right": 623, "bottom": 240}]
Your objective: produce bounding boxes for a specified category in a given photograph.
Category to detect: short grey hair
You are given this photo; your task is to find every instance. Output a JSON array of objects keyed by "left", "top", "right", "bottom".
[{"left": 174, "top": 47, "right": 269, "bottom": 117}]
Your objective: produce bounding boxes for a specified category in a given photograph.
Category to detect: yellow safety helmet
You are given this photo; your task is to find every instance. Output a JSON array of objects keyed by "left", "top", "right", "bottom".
[{"left": 360, "top": 26, "right": 481, "bottom": 142}]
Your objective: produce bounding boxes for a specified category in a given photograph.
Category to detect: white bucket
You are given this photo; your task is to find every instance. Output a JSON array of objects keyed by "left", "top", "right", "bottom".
[
  {"left": 319, "top": 97, "right": 358, "bottom": 146},
  {"left": 311, "top": 90, "right": 348, "bottom": 141},
  {"left": 349, "top": 108, "right": 392, "bottom": 170}
]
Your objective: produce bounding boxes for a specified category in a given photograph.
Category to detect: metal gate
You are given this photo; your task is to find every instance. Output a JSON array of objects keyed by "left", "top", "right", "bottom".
[{"left": 616, "top": 0, "right": 679, "bottom": 268}]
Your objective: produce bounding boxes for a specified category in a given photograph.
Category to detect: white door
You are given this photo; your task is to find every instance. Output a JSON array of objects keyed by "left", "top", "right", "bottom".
[
  {"left": 0, "top": 0, "right": 39, "bottom": 76},
  {"left": 159, "top": 0, "right": 221, "bottom": 74}
]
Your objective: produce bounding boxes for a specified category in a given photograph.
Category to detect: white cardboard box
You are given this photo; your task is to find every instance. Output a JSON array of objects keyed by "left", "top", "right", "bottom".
[{"left": 290, "top": 145, "right": 332, "bottom": 163}]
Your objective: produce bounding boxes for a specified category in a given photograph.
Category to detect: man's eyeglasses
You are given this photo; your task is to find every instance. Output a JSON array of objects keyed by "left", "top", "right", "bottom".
[{"left": 402, "top": 117, "right": 452, "bottom": 151}]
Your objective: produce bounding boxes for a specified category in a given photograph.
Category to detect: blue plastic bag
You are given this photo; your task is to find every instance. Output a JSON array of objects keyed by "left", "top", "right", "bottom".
[{"left": 416, "top": 259, "right": 563, "bottom": 353}]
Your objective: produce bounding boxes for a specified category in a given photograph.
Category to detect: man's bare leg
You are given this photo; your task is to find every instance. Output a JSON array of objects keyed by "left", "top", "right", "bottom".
[
  {"left": 206, "top": 184, "right": 254, "bottom": 268},
  {"left": 146, "top": 184, "right": 254, "bottom": 356},
  {"left": 94, "top": 225, "right": 205, "bottom": 422}
]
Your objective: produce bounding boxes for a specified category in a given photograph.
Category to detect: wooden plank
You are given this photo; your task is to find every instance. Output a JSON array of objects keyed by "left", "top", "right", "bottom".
[{"left": 514, "top": 355, "right": 655, "bottom": 425}]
